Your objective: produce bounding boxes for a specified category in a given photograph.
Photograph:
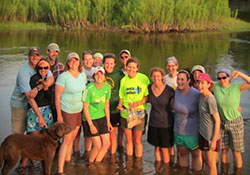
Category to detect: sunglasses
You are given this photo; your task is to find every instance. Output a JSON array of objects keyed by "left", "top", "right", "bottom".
[
  {"left": 217, "top": 76, "right": 228, "bottom": 80},
  {"left": 121, "top": 55, "right": 128, "bottom": 59},
  {"left": 38, "top": 66, "right": 49, "bottom": 70}
]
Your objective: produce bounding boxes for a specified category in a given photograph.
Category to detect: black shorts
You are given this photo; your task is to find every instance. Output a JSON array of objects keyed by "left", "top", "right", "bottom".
[
  {"left": 110, "top": 113, "right": 121, "bottom": 127},
  {"left": 83, "top": 117, "right": 109, "bottom": 137},
  {"left": 199, "top": 134, "right": 220, "bottom": 152},
  {"left": 147, "top": 125, "right": 174, "bottom": 148}
]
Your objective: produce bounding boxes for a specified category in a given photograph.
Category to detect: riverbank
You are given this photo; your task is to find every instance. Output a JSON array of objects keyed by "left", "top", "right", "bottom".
[
  {"left": 1, "top": 18, "right": 250, "bottom": 33},
  {"left": 1, "top": 29, "right": 250, "bottom": 174}
]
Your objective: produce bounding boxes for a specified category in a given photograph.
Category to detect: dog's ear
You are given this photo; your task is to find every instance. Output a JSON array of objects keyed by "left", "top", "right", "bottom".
[
  {"left": 56, "top": 127, "right": 64, "bottom": 138},
  {"left": 56, "top": 124, "right": 65, "bottom": 138},
  {"left": 56, "top": 123, "right": 71, "bottom": 138}
]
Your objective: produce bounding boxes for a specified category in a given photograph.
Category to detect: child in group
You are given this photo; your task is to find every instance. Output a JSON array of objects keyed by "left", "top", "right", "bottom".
[
  {"left": 196, "top": 73, "right": 220, "bottom": 175},
  {"left": 82, "top": 66, "right": 112, "bottom": 162}
]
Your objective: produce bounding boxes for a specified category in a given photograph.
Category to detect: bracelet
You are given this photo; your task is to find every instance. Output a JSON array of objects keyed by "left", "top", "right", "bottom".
[{"left": 36, "top": 86, "right": 41, "bottom": 91}]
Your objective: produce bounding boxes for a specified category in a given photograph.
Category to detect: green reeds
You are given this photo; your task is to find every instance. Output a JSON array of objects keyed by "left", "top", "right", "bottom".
[{"left": 0, "top": 0, "right": 236, "bottom": 32}]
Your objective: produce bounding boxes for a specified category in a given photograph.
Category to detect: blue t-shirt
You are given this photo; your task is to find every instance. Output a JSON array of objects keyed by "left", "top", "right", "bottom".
[
  {"left": 10, "top": 62, "right": 52, "bottom": 109},
  {"left": 174, "top": 87, "right": 200, "bottom": 136},
  {"left": 56, "top": 71, "right": 87, "bottom": 113}
]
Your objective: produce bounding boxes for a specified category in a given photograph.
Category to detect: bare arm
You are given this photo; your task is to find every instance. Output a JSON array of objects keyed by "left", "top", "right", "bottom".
[
  {"left": 83, "top": 102, "right": 97, "bottom": 134},
  {"left": 25, "top": 86, "right": 39, "bottom": 99},
  {"left": 27, "top": 76, "right": 54, "bottom": 98},
  {"left": 232, "top": 71, "right": 250, "bottom": 92},
  {"left": 210, "top": 112, "right": 221, "bottom": 151},
  {"left": 55, "top": 84, "right": 64, "bottom": 123},
  {"left": 104, "top": 99, "right": 113, "bottom": 132},
  {"left": 117, "top": 98, "right": 124, "bottom": 112},
  {"left": 129, "top": 96, "right": 148, "bottom": 111}
]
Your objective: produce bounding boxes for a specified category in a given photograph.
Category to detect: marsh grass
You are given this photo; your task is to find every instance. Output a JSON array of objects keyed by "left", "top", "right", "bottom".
[{"left": 0, "top": 0, "right": 249, "bottom": 32}]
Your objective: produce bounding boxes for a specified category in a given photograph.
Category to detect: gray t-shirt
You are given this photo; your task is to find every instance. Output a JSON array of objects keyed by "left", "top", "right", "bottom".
[
  {"left": 83, "top": 67, "right": 96, "bottom": 84},
  {"left": 174, "top": 87, "right": 200, "bottom": 136},
  {"left": 199, "top": 95, "right": 220, "bottom": 141}
]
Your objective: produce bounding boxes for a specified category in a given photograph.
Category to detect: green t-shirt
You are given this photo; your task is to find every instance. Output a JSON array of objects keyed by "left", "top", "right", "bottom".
[
  {"left": 105, "top": 67, "right": 124, "bottom": 114},
  {"left": 82, "top": 82, "right": 111, "bottom": 121},
  {"left": 213, "top": 82, "right": 241, "bottom": 121},
  {"left": 56, "top": 71, "right": 87, "bottom": 113},
  {"left": 119, "top": 72, "right": 150, "bottom": 118}
]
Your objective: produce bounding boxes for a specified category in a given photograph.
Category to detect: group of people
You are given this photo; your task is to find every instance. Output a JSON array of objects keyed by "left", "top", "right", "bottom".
[{"left": 10, "top": 43, "right": 250, "bottom": 175}]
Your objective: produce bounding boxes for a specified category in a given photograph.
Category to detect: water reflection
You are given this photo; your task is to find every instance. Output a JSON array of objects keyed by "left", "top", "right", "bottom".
[{"left": 0, "top": 30, "right": 250, "bottom": 174}]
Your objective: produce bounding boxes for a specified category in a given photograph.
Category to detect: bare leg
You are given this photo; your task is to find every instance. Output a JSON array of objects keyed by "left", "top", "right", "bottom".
[
  {"left": 177, "top": 146, "right": 189, "bottom": 168},
  {"left": 96, "top": 133, "right": 111, "bottom": 162},
  {"left": 89, "top": 136, "right": 101, "bottom": 163},
  {"left": 233, "top": 151, "right": 243, "bottom": 168},
  {"left": 204, "top": 150, "right": 218, "bottom": 175},
  {"left": 191, "top": 148, "right": 202, "bottom": 171},
  {"left": 161, "top": 147, "right": 170, "bottom": 163},
  {"left": 73, "top": 126, "right": 81, "bottom": 152},
  {"left": 118, "top": 127, "right": 124, "bottom": 148},
  {"left": 57, "top": 126, "right": 79, "bottom": 173},
  {"left": 124, "top": 129, "right": 133, "bottom": 156},
  {"left": 155, "top": 147, "right": 161, "bottom": 162},
  {"left": 221, "top": 148, "right": 230, "bottom": 164},
  {"left": 110, "top": 127, "right": 117, "bottom": 155},
  {"left": 134, "top": 130, "right": 143, "bottom": 158},
  {"left": 84, "top": 136, "right": 92, "bottom": 152}
]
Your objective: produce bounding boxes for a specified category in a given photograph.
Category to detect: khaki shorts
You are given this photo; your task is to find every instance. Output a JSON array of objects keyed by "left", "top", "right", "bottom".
[
  {"left": 120, "top": 116, "right": 145, "bottom": 131},
  {"left": 11, "top": 107, "right": 27, "bottom": 134},
  {"left": 221, "top": 117, "right": 244, "bottom": 152}
]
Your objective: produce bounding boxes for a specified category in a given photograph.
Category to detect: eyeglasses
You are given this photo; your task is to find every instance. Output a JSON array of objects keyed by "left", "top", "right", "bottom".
[
  {"left": 121, "top": 55, "right": 128, "bottom": 59},
  {"left": 217, "top": 76, "right": 227, "bottom": 80},
  {"left": 38, "top": 66, "right": 49, "bottom": 70}
]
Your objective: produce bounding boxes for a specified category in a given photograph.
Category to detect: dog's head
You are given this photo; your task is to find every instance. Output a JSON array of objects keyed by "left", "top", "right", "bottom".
[{"left": 47, "top": 122, "right": 71, "bottom": 139}]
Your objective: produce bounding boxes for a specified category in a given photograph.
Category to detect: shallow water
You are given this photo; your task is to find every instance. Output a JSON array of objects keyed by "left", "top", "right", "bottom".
[{"left": 0, "top": 30, "right": 250, "bottom": 174}]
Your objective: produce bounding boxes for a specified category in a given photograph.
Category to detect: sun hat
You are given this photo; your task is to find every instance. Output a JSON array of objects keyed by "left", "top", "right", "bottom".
[
  {"left": 191, "top": 65, "right": 205, "bottom": 74},
  {"left": 28, "top": 47, "right": 41, "bottom": 56},
  {"left": 166, "top": 56, "right": 178, "bottom": 65},
  {"left": 94, "top": 66, "right": 105, "bottom": 74},
  {"left": 67, "top": 52, "right": 80, "bottom": 62},
  {"left": 217, "top": 68, "right": 231, "bottom": 76},
  {"left": 196, "top": 73, "right": 211, "bottom": 83},
  {"left": 93, "top": 53, "right": 103, "bottom": 60},
  {"left": 47, "top": 43, "right": 60, "bottom": 52},
  {"left": 119, "top": 49, "right": 131, "bottom": 56}
]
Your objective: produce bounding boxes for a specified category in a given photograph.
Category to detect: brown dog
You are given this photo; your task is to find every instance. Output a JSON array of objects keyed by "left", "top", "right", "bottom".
[{"left": 0, "top": 122, "right": 71, "bottom": 175}]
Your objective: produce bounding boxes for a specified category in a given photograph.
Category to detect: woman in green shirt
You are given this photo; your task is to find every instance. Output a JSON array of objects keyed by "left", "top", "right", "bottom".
[
  {"left": 117, "top": 58, "right": 150, "bottom": 158},
  {"left": 213, "top": 68, "right": 250, "bottom": 170},
  {"left": 83, "top": 66, "right": 112, "bottom": 163}
]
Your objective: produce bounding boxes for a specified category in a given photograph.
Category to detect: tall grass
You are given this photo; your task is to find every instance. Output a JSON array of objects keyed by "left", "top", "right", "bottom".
[{"left": 0, "top": 0, "right": 233, "bottom": 32}]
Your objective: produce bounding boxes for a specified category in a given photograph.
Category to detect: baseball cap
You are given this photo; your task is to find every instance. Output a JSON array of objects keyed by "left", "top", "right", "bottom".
[
  {"left": 67, "top": 52, "right": 80, "bottom": 62},
  {"left": 217, "top": 68, "right": 231, "bottom": 76},
  {"left": 94, "top": 66, "right": 105, "bottom": 74},
  {"left": 119, "top": 49, "right": 131, "bottom": 56},
  {"left": 47, "top": 43, "right": 60, "bottom": 52},
  {"left": 28, "top": 47, "right": 41, "bottom": 56},
  {"left": 191, "top": 65, "right": 205, "bottom": 74},
  {"left": 196, "top": 73, "right": 212, "bottom": 83},
  {"left": 166, "top": 56, "right": 178, "bottom": 65},
  {"left": 93, "top": 53, "right": 103, "bottom": 60}
]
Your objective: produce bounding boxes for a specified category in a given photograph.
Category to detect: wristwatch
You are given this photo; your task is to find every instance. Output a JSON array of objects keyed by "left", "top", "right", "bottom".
[{"left": 36, "top": 86, "right": 41, "bottom": 91}]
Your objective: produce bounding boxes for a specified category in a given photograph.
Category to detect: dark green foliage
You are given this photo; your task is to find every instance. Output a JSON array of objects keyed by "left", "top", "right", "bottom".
[{"left": 0, "top": 0, "right": 232, "bottom": 31}]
